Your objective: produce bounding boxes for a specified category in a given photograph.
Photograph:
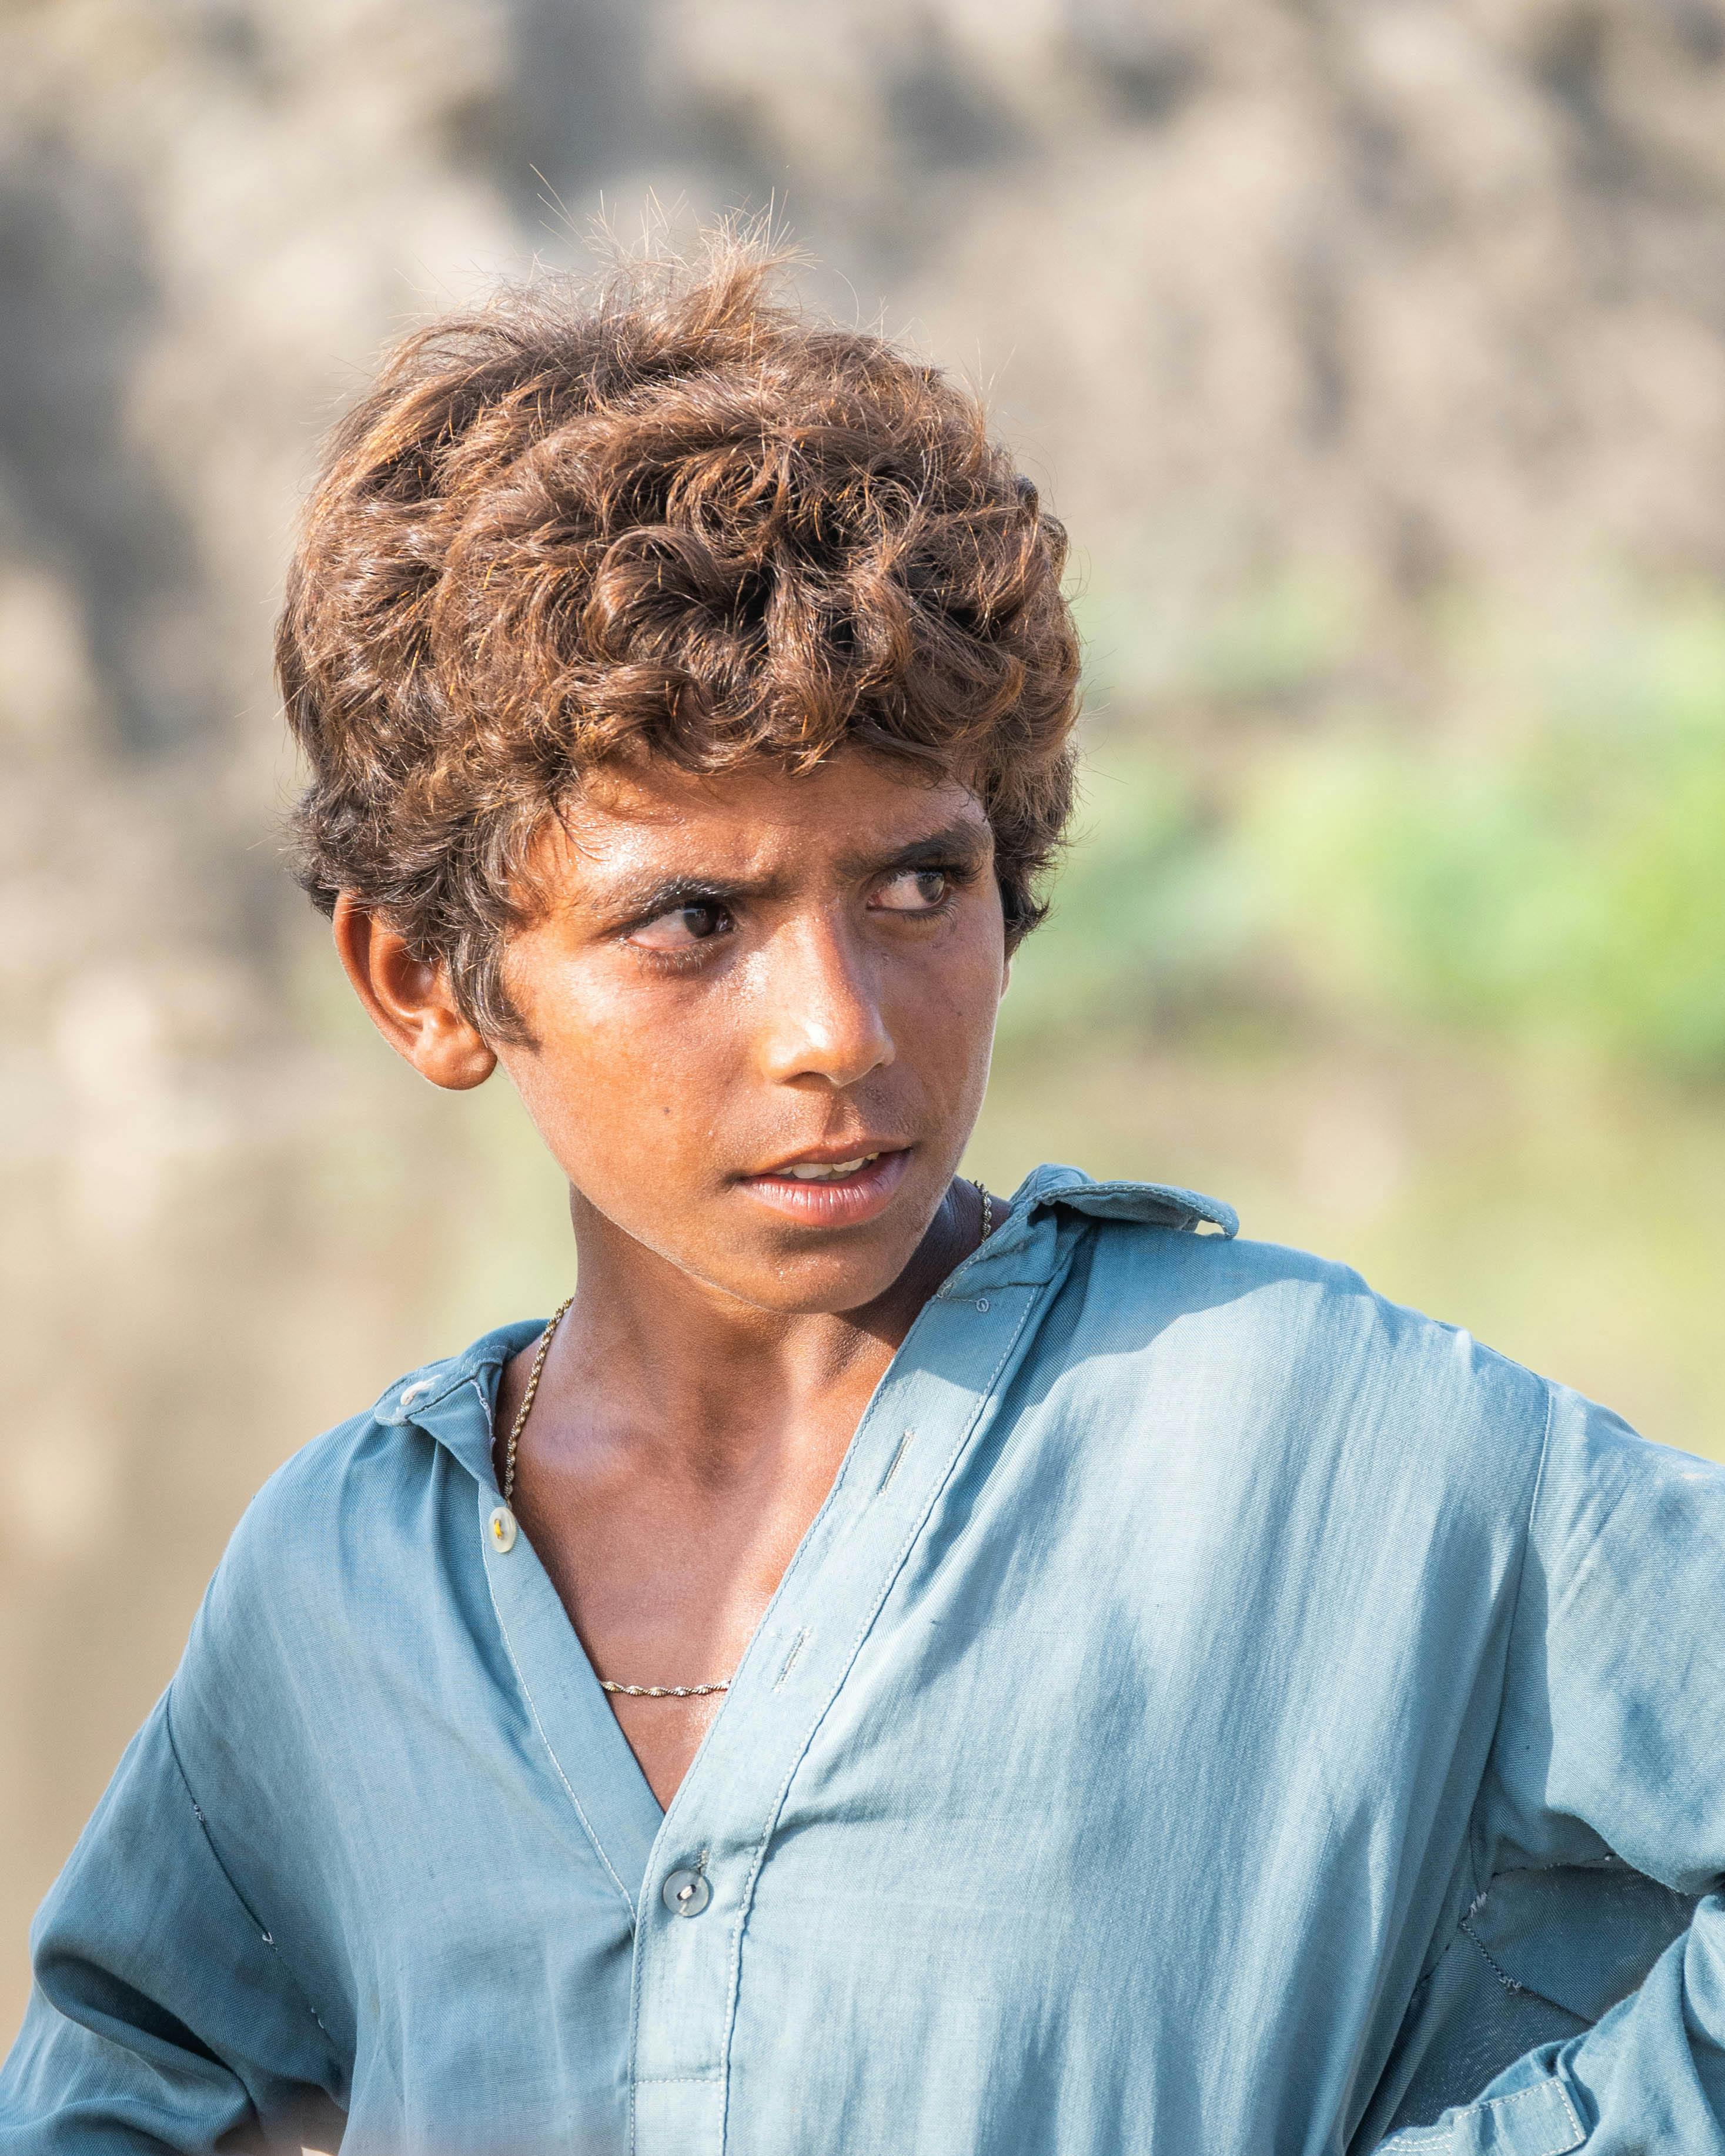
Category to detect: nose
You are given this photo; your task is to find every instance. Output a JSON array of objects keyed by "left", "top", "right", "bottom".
[{"left": 754, "top": 911, "right": 895, "bottom": 1090}]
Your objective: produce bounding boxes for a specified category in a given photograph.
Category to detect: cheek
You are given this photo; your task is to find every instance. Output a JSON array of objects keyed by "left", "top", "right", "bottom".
[
  {"left": 888, "top": 917, "right": 1005, "bottom": 1070},
  {"left": 503, "top": 958, "right": 748, "bottom": 1166}
]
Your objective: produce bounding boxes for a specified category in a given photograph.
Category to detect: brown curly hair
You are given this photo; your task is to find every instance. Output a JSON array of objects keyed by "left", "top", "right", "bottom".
[{"left": 277, "top": 233, "right": 1081, "bottom": 1039}]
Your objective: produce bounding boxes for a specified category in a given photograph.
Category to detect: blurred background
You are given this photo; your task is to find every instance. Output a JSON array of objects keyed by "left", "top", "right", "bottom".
[{"left": 5, "top": 0, "right": 1725, "bottom": 2036}]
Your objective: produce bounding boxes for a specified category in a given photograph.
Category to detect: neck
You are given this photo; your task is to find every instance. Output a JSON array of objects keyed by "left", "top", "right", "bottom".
[{"left": 531, "top": 1180, "right": 977, "bottom": 1487}]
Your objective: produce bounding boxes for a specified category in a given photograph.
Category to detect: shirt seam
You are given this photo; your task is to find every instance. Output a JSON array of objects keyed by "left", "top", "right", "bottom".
[
  {"left": 481, "top": 1531, "right": 640, "bottom": 1921},
  {"left": 707, "top": 1264, "right": 1061, "bottom": 2156},
  {"left": 1466, "top": 1374, "right": 1559, "bottom": 1911},
  {"left": 162, "top": 1685, "right": 340, "bottom": 2055},
  {"left": 624, "top": 1261, "right": 1049, "bottom": 2156},
  {"left": 466, "top": 1362, "right": 641, "bottom": 1918},
  {"left": 1389, "top": 2077, "right": 1583, "bottom": 2152}
]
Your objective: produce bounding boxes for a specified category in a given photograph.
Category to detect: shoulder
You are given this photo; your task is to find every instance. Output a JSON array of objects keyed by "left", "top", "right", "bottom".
[
  {"left": 1028, "top": 1166, "right": 1553, "bottom": 1489},
  {"left": 225, "top": 1327, "right": 510, "bottom": 1539},
  {"left": 176, "top": 1320, "right": 542, "bottom": 1708}
]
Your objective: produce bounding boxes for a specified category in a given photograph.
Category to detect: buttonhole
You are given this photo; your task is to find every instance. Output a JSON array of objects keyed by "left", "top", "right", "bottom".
[
  {"left": 879, "top": 1429, "right": 914, "bottom": 1493},
  {"left": 774, "top": 1628, "right": 810, "bottom": 1689}
]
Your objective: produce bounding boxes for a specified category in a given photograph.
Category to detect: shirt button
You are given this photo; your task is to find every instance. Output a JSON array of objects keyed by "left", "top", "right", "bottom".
[
  {"left": 976, "top": 1297, "right": 990, "bottom": 1312},
  {"left": 662, "top": 1868, "right": 711, "bottom": 1917},
  {"left": 487, "top": 1505, "right": 517, "bottom": 1553}
]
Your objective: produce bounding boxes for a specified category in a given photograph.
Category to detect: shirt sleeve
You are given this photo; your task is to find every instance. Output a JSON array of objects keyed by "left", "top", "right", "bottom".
[
  {"left": 0, "top": 1688, "right": 345, "bottom": 2153},
  {"left": 1383, "top": 1381, "right": 1725, "bottom": 2154}
]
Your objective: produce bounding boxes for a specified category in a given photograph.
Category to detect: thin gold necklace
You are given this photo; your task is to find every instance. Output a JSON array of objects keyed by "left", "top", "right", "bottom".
[{"left": 490, "top": 1177, "right": 995, "bottom": 1700}]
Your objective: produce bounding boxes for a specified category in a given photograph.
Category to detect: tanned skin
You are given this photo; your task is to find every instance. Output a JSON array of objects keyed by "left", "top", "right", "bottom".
[{"left": 333, "top": 750, "right": 1007, "bottom": 1809}]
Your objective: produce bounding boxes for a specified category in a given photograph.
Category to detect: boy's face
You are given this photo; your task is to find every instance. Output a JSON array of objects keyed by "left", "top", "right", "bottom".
[{"left": 351, "top": 749, "right": 1009, "bottom": 1316}]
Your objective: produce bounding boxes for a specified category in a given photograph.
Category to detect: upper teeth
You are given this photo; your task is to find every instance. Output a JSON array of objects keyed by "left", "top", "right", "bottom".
[{"left": 784, "top": 1155, "right": 878, "bottom": 1181}]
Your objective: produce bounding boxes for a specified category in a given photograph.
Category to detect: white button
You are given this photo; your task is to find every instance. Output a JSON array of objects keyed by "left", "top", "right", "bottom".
[
  {"left": 488, "top": 1505, "right": 517, "bottom": 1553},
  {"left": 975, "top": 1297, "right": 990, "bottom": 1312},
  {"left": 662, "top": 1867, "right": 710, "bottom": 1917}
]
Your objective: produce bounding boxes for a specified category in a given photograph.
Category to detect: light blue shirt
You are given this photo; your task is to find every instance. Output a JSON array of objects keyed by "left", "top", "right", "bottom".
[{"left": 6, "top": 1165, "right": 1724, "bottom": 2154}]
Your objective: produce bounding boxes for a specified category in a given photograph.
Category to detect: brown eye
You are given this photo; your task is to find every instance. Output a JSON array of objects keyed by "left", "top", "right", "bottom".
[
  {"left": 873, "top": 869, "right": 950, "bottom": 914},
  {"left": 629, "top": 901, "right": 730, "bottom": 951}
]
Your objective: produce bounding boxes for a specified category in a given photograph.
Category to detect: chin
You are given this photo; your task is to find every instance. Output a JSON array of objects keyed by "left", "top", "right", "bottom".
[{"left": 718, "top": 1238, "right": 927, "bottom": 1318}]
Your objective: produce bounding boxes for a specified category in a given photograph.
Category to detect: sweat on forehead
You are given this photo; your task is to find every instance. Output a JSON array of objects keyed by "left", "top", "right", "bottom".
[{"left": 276, "top": 227, "right": 1080, "bottom": 1040}]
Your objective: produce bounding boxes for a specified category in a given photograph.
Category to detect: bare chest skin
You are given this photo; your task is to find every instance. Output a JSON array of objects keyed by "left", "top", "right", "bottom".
[
  {"left": 492, "top": 1179, "right": 991, "bottom": 1810},
  {"left": 493, "top": 1340, "right": 894, "bottom": 1811}
]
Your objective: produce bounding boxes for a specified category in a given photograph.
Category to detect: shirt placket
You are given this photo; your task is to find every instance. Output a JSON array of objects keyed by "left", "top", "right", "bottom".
[{"left": 626, "top": 1216, "right": 1066, "bottom": 2156}]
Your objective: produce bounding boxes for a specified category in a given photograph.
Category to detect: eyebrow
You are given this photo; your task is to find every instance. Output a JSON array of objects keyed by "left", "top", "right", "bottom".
[
  {"left": 593, "top": 816, "right": 994, "bottom": 928},
  {"left": 835, "top": 818, "right": 993, "bottom": 881}
]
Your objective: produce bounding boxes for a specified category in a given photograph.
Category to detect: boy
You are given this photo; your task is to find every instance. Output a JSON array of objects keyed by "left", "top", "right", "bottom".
[{"left": 4, "top": 236, "right": 1723, "bottom": 2155}]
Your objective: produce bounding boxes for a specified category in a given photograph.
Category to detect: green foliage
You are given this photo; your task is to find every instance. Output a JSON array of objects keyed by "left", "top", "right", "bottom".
[
  {"left": 1011, "top": 587, "right": 1725, "bottom": 1078},
  {"left": 999, "top": 754, "right": 1253, "bottom": 1047},
  {"left": 1072, "top": 565, "right": 1366, "bottom": 711}
]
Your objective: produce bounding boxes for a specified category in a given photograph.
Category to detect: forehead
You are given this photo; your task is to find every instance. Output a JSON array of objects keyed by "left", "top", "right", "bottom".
[{"left": 544, "top": 751, "right": 988, "bottom": 891}]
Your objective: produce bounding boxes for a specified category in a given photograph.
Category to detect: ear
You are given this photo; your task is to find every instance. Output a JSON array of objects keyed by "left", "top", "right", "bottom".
[{"left": 331, "top": 894, "right": 497, "bottom": 1092}]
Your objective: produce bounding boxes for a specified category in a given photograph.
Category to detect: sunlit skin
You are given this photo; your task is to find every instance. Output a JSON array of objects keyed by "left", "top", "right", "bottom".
[{"left": 333, "top": 749, "right": 1009, "bottom": 1808}]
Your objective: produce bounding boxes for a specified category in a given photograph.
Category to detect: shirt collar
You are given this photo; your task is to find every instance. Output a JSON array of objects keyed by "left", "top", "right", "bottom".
[
  {"left": 372, "top": 1318, "right": 544, "bottom": 1487},
  {"left": 372, "top": 1166, "right": 1235, "bottom": 1474},
  {"left": 1010, "top": 1160, "right": 1235, "bottom": 1236},
  {"left": 942, "top": 1161, "right": 1236, "bottom": 1293}
]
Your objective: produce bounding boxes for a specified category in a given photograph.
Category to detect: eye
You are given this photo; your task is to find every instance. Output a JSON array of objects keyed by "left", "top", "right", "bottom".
[
  {"left": 872, "top": 868, "right": 950, "bottom": 915},
  {"left": 627, "top": 900, "right": 731, "bottom": 951}
]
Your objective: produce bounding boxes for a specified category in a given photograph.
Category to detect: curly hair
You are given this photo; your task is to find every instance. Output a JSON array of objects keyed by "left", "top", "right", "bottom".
[{"left": 277, "top": 233, "right": 1082, "bottom": 1038}]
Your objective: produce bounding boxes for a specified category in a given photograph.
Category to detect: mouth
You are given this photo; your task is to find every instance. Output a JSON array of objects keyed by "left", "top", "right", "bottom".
[
  {"left": 780, "top": 1152, "right": 881, "bottom": 1181},
  {"left": 736, "top": 1145, "right": 913, "bottom": 1226}
]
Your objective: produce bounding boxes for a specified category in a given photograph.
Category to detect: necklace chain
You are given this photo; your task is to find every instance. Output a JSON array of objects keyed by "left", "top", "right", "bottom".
[
  {"left": 497, "top": 1176, "right": 995, "bottom": 1700},
  {"left": 598, "top": 1679, "right": 731, "bottom": 1698},
  {"left": 500, "top": 1292, "right": 572, "bottom": 1515}
]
